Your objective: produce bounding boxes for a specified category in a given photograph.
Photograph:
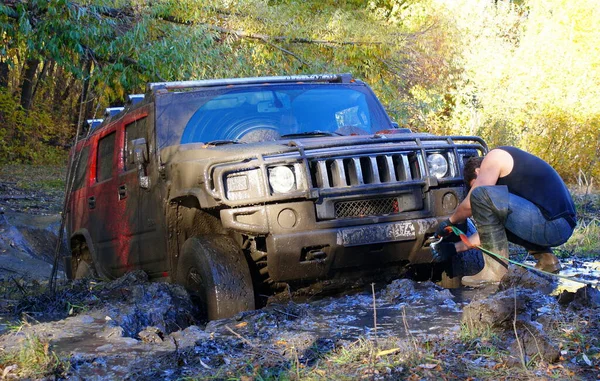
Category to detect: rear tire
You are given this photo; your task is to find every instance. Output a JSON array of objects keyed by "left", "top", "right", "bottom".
[
  {"left": 72, "top": 243, "right": 98, "bottom": 280},
  {"left": 176, "top": 235, "right": 255, "bottom": 320}
]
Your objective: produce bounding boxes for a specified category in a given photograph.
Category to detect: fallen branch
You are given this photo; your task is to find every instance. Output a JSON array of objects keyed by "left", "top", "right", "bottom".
[{"left": 224, "top": 325, "right": 254, "bottom": 347}]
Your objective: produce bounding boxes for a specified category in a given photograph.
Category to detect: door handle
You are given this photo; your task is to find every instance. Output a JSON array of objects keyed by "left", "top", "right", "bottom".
[
  {"left": 88, "top": 196, "right": 96, "bottom": 209},
  {"left": 118, "top": 184, "right": 127, "bottom": 200}
]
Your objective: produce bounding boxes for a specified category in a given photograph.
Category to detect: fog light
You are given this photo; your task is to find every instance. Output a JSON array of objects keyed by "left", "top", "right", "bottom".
[
  {"left": 277, "top": 208, "right": 297, "bottom": 229},
  {"left": 442, "top": 192, "right": 458, "bottom": 213}
]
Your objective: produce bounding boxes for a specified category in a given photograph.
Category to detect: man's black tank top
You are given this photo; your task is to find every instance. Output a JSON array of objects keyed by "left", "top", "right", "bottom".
[{"left": 495, "top": 146, "right": 576, "bottom": 227}]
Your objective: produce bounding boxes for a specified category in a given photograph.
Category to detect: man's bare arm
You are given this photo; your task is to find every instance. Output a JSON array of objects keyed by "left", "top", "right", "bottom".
[{"left": 448, "top": 149, "right": 513, "bottom": 224}]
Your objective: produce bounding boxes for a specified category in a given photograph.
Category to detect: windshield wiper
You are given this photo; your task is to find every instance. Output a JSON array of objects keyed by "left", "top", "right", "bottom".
[
  {"left": 204, "top": 139, "right": 243, "bottom": 146},
  {"left": 281, "top": 131, "right": 342, "bottom": 138}
]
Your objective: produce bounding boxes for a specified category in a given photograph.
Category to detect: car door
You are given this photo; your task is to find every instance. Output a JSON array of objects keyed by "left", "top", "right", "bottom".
[
  {"left": 88, "top": 126, "right": 131, "bottom": 278},
  {"left": 67, "top": 143, "right": 91, "bottom": 241},
  {"left": 121, "top": 106, "right": 169, "bottom": 277}
]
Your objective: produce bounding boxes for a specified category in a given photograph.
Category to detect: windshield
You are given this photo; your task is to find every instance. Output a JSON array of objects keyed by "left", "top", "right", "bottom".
[{"left": 155, "top": 83, "right": 392, "bottom": 148}]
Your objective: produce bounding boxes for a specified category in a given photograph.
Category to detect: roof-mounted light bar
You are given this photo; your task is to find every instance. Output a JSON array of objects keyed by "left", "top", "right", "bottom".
[{"left": 148, "top": 73, "right": 354, "bottom": 92}]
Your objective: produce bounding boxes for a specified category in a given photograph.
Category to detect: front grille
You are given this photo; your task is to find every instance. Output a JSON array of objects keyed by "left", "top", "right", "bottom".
[
  {"left": 309, "top": 152, "right": 422, "bottom": 189},
  {"left": 335, "top": 197, "right": 399, "bottom": 218}
]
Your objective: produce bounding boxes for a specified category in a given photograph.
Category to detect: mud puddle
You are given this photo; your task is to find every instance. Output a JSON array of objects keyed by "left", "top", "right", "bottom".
[
  {"left": 1, "top": 259, "right": 598, "bottom": 380},
  {"left": 519, "top": 257, "right": 599, "bottom": 294},
  {"left": 275, "top": 282, "right": 485, "bottom": 340}
]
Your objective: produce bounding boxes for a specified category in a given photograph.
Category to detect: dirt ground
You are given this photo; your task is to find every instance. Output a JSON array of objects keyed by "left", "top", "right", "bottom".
[{"left": 0, "top": 164, "right": 599, "bottom": 380}]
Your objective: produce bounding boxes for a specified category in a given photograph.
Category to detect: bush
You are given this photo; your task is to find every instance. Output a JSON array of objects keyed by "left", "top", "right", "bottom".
[{"left": 0, "top": 90, "right": 69, "bottom": 165}]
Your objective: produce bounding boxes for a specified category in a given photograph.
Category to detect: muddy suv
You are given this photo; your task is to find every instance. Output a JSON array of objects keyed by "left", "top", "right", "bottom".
[{"left": 65, "top": 74, "right": 487, "bottom": 320}]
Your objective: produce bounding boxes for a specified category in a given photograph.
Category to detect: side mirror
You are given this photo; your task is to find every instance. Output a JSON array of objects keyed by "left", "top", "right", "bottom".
[
  {"left": 391, "top": 122, "right": 400, "bottom": 129},
  {"left": 131, "top": 138, "right": 150, "bottom": 189}
]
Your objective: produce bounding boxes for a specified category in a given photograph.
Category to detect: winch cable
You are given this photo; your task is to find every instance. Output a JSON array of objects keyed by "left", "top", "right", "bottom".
[{"left": 444, "top": 226, "right": 598, "bottom": 287}]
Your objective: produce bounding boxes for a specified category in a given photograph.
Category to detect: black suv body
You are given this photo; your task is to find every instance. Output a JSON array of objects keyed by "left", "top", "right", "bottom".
[{"left": 66, "top": 74, "right": 487, "bottom": 319}]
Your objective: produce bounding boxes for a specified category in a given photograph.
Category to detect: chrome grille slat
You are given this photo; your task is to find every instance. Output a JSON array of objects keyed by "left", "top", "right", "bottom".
[
  {"left": 316, "top": 160, "right": 329, "bottom": 188},
  {"left": 352, "top": 158, "right": 363, "bottom": 185},
  {"left": 400, "top": 154, "right": 411, "bottom": 180},
  {"left": 382, "top": 155, "right": 395, "bottom": 182},
  {"left": 333, "top": 159, "right": 346, "bottom": 187},
  {"left": 311, "top": 153, "right": 420, "bottom": 188}
]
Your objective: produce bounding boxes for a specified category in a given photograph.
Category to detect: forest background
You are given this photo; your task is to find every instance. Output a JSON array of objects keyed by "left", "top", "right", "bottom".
[{"left": 1, "top": 0, "right": 599, "bottom": 183}]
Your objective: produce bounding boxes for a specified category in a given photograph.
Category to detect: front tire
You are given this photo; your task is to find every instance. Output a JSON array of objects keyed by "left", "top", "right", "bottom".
[{"left": 176, "top": 235, "right": 255, "bottom": 320}]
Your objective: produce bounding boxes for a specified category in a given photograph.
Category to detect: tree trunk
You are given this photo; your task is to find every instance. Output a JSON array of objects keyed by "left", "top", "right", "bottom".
[
  {"left": 20, "top": 58, "right": 40, "bottom": 110},
  {"left": 31, "top": 59, "right": 50, "bottom": 101},
  {"left": 73, "top": 59, "right": 93, "bottom": 127},
  {"left": 0, "top": 61, "right": 8, "bottom": 89}
]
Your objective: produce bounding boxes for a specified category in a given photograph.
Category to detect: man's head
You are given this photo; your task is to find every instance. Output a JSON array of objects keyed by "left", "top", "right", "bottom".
[{"left": 464, "top": 156, "right": 484, "bottom": 188}]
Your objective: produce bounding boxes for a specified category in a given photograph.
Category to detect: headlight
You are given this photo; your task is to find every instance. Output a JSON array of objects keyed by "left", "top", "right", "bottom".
[
  {"left": 268, "top": 166, "right": 296, "bottom": 193},
  {"left": 427, "top": 153, "right": 448, "bottom": 178}
]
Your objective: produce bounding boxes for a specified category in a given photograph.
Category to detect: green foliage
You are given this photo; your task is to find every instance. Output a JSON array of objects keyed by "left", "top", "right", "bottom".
[
  {"left": 0, "top": 89, "right": 68, "bottom": 164},
  {"left": 0, "top": 0, "right": 598, "bottom": 181},
  {"left": 436, "top": 0, "right": 600, "bottom": 182}
]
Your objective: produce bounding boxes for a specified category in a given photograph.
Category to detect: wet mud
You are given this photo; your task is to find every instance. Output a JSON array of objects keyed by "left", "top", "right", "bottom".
[
  {"left": 0, "top": 183, "right": 598, "bottom": 379},
  {"left": 0, "top": 258, "right": 598, "bottom": 380}
]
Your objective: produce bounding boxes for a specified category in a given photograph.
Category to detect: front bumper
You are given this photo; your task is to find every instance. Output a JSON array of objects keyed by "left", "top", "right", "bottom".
[{"left": 221, "top": 197, "right": 450, "bottom": 283}]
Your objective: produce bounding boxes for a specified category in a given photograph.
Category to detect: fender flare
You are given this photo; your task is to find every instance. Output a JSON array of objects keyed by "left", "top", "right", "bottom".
[{"left": 69, "top": 229, "right": 110, "bottom": 279}]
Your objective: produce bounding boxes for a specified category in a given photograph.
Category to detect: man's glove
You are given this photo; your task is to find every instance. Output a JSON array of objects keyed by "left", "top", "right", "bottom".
[
  {"left": 431, "top": 242, "right": 457, "bottom": 263},
  {"left": 435, "top": 219, "right": 455, "bottom": 238}
]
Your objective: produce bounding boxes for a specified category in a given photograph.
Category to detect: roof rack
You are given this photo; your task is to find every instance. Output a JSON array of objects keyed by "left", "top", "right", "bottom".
[
  {"left": 86, "top": 119, "right": 103, "bottom": 130},
  {"left": 104, "top": 107, "right": 124, "bottom": 118},
  {"left": 127, "top": 94, "right": 145, "bottom": 105},
  {"left": 147, "top": 73, "right": 354, "bottom": 92}
]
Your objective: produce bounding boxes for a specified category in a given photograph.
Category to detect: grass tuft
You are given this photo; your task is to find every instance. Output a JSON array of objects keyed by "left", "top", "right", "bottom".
[
  {"left": 560, "top": 218, "right": 600, "bottom": 257},
  {"left": 0, "top": 334, "right": 69, "bottom": 379}
]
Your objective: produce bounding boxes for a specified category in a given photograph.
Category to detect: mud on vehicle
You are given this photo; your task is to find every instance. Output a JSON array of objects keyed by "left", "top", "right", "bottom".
[{"left": 65, "top": 74, "right": 487, "bottom": 320}]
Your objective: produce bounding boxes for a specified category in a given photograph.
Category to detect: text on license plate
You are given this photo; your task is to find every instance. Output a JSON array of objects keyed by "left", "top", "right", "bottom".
[{"left": 338, "top": 221, "right": 416, "bottom": 247}]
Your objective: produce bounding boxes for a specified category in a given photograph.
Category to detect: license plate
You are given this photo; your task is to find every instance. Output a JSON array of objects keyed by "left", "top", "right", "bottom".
[{"left": 338, "top": 221, "right": 416, "bottom": 247}]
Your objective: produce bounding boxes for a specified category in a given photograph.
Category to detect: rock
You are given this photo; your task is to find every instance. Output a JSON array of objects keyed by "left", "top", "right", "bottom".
[
  {"left": 462, "top": 288, "right": 538, "bottom": 329},
  {"left": 169, "top": 325, "right": 210, "bottom": 348},
  {"left": 96, "top": 344, "right": 114, "bottom": 352},
  {"left": 138, "top": 326, "right": 164, "bottom": 343},
  {"left": 107, "top": 270, "right": 149, "bottom": 288},
  {"left": 381, "top": 279, "right": 453, "bottom": 303},
  {"left": 77, "top": 315, "right": 96, "bottom": 324},
  {"left": 570, "top": 285, "right": 600, "bottom": 309},
  {"left": 508, "top": 321, "right": 560, "bottom": 364},
  {"left": 499, "top": 265, "right": 555, "bottom": 294},
  {"left": 113, "top": 337, "right": 139, "bottom": 346},
  {"left": 96, "top": 325, "right": 124, "bottom": 340},
  {"left": 381, "top": 279, "right": 416, "bottom": 302},
  {"left": 557, "top": 290, "right": 575, "bottom": 305}
]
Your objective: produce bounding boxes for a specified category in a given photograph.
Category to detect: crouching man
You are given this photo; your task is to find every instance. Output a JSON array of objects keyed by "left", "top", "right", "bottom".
[{"left": 435, "top": 146, "right": 577, "bottom": 287}]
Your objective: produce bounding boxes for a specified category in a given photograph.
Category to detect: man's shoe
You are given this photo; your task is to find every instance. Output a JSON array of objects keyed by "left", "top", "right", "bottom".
[{"left": 530, "top": 250, "right": 561, "bottom": 274}]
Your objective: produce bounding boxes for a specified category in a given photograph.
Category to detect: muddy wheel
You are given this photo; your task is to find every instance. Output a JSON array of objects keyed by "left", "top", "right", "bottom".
[
  {"left": 72, "top": 244, "right": 98, "bottom": 280},
  {"left": 176, "top": 235, "right": 255, "bottom": 320},
  {"left": 74, "top": 260, "right": 94, "bottom": 279}
]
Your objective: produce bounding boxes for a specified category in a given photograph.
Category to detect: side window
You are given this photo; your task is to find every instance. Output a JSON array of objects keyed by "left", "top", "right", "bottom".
[
  {"left": 97, "top": 132, "right": 116, "bottom": 182},
  {"left": 72, "top": 146, "right": 90, "bottom": 190},
  {"left": 124, "top": 117, "right": 147, "bottom": 171}
]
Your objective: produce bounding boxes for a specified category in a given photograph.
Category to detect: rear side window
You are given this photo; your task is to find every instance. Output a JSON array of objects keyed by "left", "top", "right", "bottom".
[
  {"left": 124, "top": 117, "right": 147, "bottom": 171},
  {"left": 97, "top": 132, "right": 116, "bottom": 182},
  {"left": 72, "top": 146, "right": 89, "bottom": 190}
]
